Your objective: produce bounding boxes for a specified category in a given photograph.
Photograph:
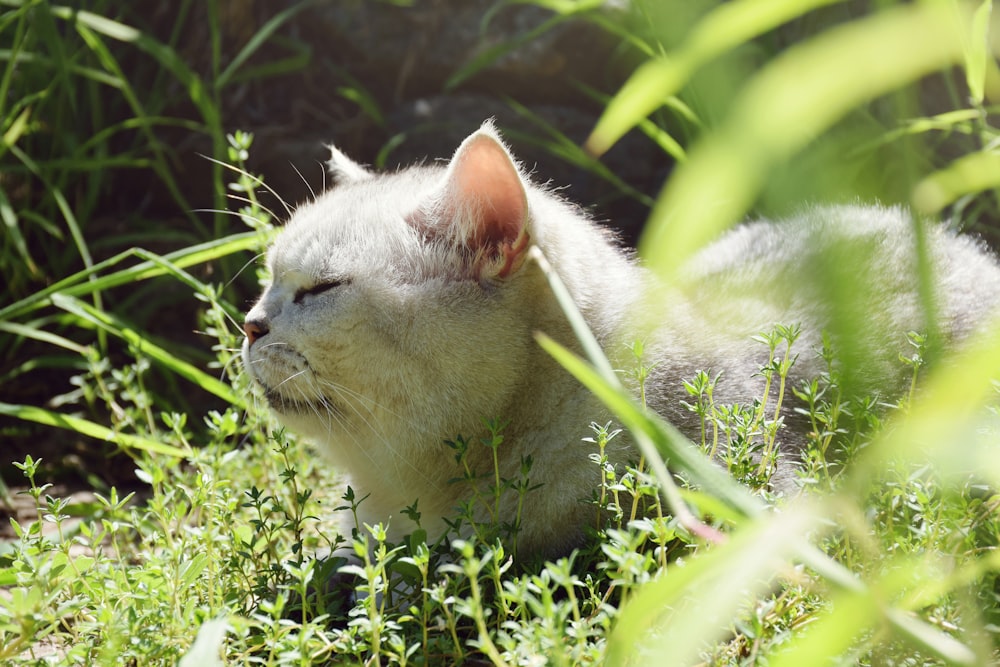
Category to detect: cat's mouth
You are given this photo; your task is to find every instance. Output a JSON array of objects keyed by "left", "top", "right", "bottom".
[
  {"left": 245, "top": 344, "right": 341, "bottom": 416},
  {"left": 262, "top": 387, "right": 337, "bottom": 416}
]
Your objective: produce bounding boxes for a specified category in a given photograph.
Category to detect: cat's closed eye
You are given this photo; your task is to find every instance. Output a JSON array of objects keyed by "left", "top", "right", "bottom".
[{"left": 293, "top": 280, "right": 348, "bottom": 304}]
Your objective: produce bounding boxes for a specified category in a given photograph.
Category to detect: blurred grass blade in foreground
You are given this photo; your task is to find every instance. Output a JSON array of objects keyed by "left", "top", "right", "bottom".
[{"left": 638, "top": 1, "right": 970, "bottom": 280}]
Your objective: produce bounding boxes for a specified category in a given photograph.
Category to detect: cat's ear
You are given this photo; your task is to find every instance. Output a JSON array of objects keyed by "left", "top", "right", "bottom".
[
  {"left": 412, "top": 123, "right": 531, "bottom": 280},
  {"left": 326, "top": 144, "right": 372, "bottom": 183}
]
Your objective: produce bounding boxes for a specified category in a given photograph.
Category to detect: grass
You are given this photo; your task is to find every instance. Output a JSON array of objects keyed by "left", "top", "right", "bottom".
[{"left": 2, "top": 0, "right": 1000, "bottom": 665}]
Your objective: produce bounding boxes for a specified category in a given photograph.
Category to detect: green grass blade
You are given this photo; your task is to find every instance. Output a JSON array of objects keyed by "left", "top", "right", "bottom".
[
  {"left": 0, "top": 401, "right": 191, "bottom": 458},
  {"left": 528, "top": 247, "right": 617, "bottom": 380},
  {"left": 586, "top": 0, "right": 843, "bottom": 156},
  {"left": 0, "top": 231, "right": 261, "bottom": 322},
  {"left": 71, "top": 20, "right": 198, "bottom": 230},
  {"left": 577, "top": 81, "right": 692, "bottom": 162},
  {"left": 0, "top": 321, "right": 89, "bottom": 355},
  {"left": 509, "top": 0, "right": 605, "bottom": 13},
  {"left": 215, "top": 0, "right": 319, "bottom": 89},
  {"left": 337, "top": 84, "right": 385, "bottom": 127},
  {"left": 531, "top": 239, "right": 978, "bottom": 661},
  {"left": 606, "top": 504, "right": 819, "bottom": 667},
  {"left": 47, "top": 5, "right": 199, "bottom": 90},
  {"left": 963, "top": 0, "right": 992, "bottom": 104},
  {"left": 535, "top": 330, "right": 760, "bottom": 518},
  {"left": 912, "top": 150, "right": 1000, "bottom": 214},
  {"left": 226, "top": 46, "right": 311, "bottom": 87},
  {"left": 8, "top": 143, "right": 95, "bottom": 274},
  {"left": 0, "top": 48, "right": 126, "bottom": 88},
  {"left": 767, "top": 589, "right": 879, "bottom": 666},
  {"left": 0, "top": 103, "right": 30, "bottom": 160},
  {"left": 769, "top": 585, "right": 979, "bottom": 666},
  {"left": 0, "top": 2, "right": 29, "bottom": 122},
  {"left": 446, "top": 14, "right": 564, "bottom": 90},
  {"left": 640, "top": 2, "right": 968, "bottom": 281},
  {"left": 46, "top": 3, "right": 228, "bottom": 227},
  {"left": 846, "top": 317, "right": 1000, "bottom": 492},
  {"left": 49, "top": 294, "right": 244, "bottom": 408},
  {"left": 530, "top": 245, "right": 758, "bottom": 514},
  {"left": 504, "top": 98, "right": 656, "bottom": 206},
  {"left": 0, "top": 182, "right": 37, "bottom": 278}
]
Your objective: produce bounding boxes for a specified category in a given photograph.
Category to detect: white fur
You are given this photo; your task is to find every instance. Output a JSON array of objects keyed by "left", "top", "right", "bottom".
[{"left": 243, "top": 122, "right": 1000, "bottom": 559}]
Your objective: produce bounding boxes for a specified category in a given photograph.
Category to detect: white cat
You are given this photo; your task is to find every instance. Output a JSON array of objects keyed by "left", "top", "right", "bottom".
[{"left": 242, "top": 121, "right": 1000, "bottom": 559}]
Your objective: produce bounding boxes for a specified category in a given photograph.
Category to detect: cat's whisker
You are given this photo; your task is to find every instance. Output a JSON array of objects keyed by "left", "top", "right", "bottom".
[
  {"left": 312, "top": 378, "right": 446, "bottom": 492},
  {"left": 257, "top": 341, "right": 292, "bottom": 353},
  {"left": 192, "top": 207, "right": 269, "bottom": 230},
  {"left": 315, "top": 379, "right": 386, "bottom": 418},
  {"left": 223, "top": 252, "right": 268, "bottom": 294},
  {"left": 198, "top": 153, "right": 294, "bottom": 217},
  {"left": 303, "top": 382, "right": 379, "bottom": 470},
  {"left": 315, "top": 378, "right": 436, "bottom": 438},
  {"left": 289, "top": 161, "right": 316, "bottom": 200},
  {"left": 218, "top": 353, "right": 242, "bottom": 385},
  {"left": 224, "top": 193, "right": 284, "bottom": 225},
  {"left": 274, "top": 369, "right": 311, "bottom": 392}
]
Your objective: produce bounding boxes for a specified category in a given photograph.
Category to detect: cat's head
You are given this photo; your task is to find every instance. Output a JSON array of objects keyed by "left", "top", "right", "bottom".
[{"left": 241, "top": 122, "right": 540, "bottom": 450}]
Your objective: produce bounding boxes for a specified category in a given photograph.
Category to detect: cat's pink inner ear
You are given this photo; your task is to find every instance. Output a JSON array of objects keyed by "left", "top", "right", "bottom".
[
  {"left": 447, "top": 133, "right": 530, "bottom": 278},
  {"left": 452, "top": 135, "right": 526, "bottom": 242}
]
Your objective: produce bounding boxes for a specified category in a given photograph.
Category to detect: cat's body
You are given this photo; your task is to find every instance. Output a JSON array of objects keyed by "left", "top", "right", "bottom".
[{"left": 242, "top": 122, "right": 1000, "bottom": 559}]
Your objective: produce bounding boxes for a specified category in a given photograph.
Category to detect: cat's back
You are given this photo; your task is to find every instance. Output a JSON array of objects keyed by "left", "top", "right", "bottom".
[
  {"left": 644, "top": 204, "right": 1000, "bottom": 451},
  {"left": 680, "top": 204, "right": 1000, "bottom": 332}
]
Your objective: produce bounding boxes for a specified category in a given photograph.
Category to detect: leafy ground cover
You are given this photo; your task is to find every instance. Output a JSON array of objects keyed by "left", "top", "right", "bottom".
[{"left": 2, "top": 0, "right": 1000, "bottom": 665}]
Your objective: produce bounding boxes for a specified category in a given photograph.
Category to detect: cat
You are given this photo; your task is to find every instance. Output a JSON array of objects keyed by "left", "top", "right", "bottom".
[{"left": 241, "top": 120, "right": 1000, "bottom": 560}]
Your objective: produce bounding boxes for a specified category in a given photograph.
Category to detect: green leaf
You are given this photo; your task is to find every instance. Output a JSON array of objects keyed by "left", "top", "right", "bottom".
[
  {"left": 912, "top": 150, "right": 1000, "bottom": 214},
  {"left": 963, "top": 0, "right": 992, "bottom": 104},
  {"left": 0, "top": 401, "right": 191, "bottom": 458},
  {"left": 178, "top": 618, "right": 228, "bottom": 667},
  {"left": 446, "top": 15, "right": 564, "bottom": 90},
  {"left": 0, "top": 321, "right": 89, "bottom": 355},
  {"left": 607, "top": 504, "right": 819, "bottom": 667},
  {"left": 178, "top": 552, "right": 209, "bottom": 587},
  {"left": 586, "top": 0, "right": 842, "bottom": 156},
  {"left": 0, "top": 232, "right": 262, "bottom": 322},
  {"left": 215, "top": 0, "right": 319, "bottom": 89},
  {"left": 640, "top": 2, "right": 968, "bottom": 281},
  {"left": 49, "top": 294, "right": 244, "bottom": 407},
  {"left": 0, "top": 565, "right": 17, "bottom": 587}
]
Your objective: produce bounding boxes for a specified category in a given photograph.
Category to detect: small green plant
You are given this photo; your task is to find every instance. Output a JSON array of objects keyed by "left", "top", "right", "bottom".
[
  {"left": 444, "top": 418, "right": 537, "bottom": 553},
  {"left": 680, "top": 324, "right": 801, "bottom": 490},
  {"left": 3, "top": 1, "right": 1000, "bottom": 665}
]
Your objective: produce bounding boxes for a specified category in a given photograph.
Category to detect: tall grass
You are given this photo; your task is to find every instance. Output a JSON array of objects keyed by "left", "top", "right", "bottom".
[
  {"left": 0, "top": 1, "right": 311, "bottom": 463},
  {"left": 1, "top": 0, "right": 999, "bottom": 665}
]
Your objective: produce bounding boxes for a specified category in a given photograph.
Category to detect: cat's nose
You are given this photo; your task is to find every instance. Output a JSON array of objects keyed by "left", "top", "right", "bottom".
[{"left": 243, "top": 318, "right": 269, "bottom": 346}]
